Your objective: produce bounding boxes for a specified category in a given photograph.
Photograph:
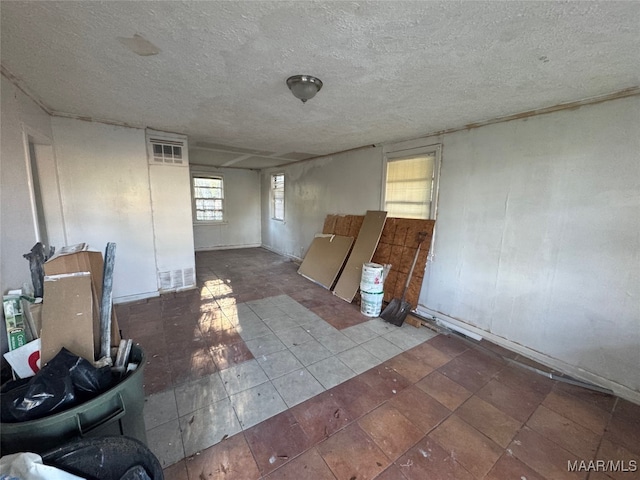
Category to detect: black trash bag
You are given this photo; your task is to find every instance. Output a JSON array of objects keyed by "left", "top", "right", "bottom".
[
  {"left": 42, "top": 436, "right": 164, "bottom": 480},
  {"left": 0, "top": 348, "right": 112, "bottom": 423}
]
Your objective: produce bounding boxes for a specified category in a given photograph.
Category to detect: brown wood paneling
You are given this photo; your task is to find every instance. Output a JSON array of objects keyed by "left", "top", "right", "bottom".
[
  {"left": 347, "top": 215, "right": 364, "bottom": 238},
  {"left": 334, "top": 215, "right": 352, "bottom": 236},
  {"left": 298, "top": 235, "right": 354, "bottom": 289},
  {"left": 322, "top": 215, "right": 338, "bottom": 234}
]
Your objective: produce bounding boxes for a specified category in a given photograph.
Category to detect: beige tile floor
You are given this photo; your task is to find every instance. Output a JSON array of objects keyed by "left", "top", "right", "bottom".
[
  {"left": 115, "top": 248, "right": 640, "bottom": 480},
  {"left": 142, "top": 294, "right": 436, "bottom": 466}
]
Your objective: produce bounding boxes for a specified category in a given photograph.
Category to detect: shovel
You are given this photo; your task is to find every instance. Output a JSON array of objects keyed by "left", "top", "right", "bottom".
[{"left": 380, "top": 231, "right": 427, "bottom": 326}]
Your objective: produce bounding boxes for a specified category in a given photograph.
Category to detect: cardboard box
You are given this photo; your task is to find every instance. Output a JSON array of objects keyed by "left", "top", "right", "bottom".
[
  {"left": 41, "top": 272, "right": 95, "bottom": 364},
  {"left": 45, "top": 248, "right": 121, "bottom": 347}
]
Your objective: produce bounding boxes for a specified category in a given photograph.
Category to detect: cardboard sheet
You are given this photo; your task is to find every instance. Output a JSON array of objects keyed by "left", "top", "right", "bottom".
[
  {"left": 298, "top": 235, "right": 354, "bottom": 289},
  {"left": 333, "top": 210, "right": 387, "bottom": 302},
  {"left": 41, "top": 272, "right": 94, "bottom": 364},
  {"left": 45, "top": 249, "right": 121, "bottom": 347}
]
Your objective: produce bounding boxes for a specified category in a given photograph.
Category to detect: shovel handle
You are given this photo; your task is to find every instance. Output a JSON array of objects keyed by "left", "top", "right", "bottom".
[{"left": 401, "top": 232, "right": 428, "bottom": 300}]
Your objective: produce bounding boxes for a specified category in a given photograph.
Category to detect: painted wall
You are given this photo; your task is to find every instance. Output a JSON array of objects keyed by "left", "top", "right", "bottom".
[
  {"left": 260, "top": 146, "right": 383, "bottom": 259},
  {"left": 190, "top": 162, "right": 262, "bottom": 251},
  {"left": 419, "top": 96, "right": 640, "bottom": 399},
  {"left": 50, "top": 118, "right": 159, "bottom": 302},
  {"left": 1, "top": 76, "right": 54, "bottom": 354}
]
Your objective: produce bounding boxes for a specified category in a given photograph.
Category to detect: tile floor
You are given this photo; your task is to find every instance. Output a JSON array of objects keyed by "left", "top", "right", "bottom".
[{"left": 115, "top": 248, "right": 640, "bottom": 480}]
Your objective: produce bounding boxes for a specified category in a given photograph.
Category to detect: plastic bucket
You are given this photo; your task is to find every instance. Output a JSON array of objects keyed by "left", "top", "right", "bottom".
[
  {"left": 360, "top": 290, "right": 384, "bottom": 317},
  {"left": 0, "top": 345, "right": 147, "bottom": 455},
  {"left": 361, "top": 263, "right": 384, "bottom": 293}
]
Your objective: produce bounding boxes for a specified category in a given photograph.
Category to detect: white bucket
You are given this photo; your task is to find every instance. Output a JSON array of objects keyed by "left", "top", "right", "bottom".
[
  {"left": 361, "top": 263, "right": 384, "bottom": 293},
  {"left": 360, "top": 290, "right": 384, "bottom": 317}
]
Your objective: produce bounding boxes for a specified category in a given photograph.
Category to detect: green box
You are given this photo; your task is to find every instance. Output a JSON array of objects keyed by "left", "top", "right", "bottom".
[
  {"left": 3, "top": 295, "right": 26, "bottom": 351},
  {"left": 8, "top": 328, "right": 27, "bottom": 350}
]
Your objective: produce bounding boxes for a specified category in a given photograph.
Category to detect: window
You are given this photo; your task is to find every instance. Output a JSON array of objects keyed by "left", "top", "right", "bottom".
[
  {"left": 192, "top": 175, "right": 224, "bottom": 222},
  {"left": 271, "top": 173, "right": 285, "bottom": 221},
  {"left": 383, "top": 144, "right": 441, "bottom": 219}
]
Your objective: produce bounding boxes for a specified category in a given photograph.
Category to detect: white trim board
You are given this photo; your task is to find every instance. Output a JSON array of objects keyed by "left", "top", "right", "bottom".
[{"left": 416, "top": 305, "right": 640, "bottom": 405}]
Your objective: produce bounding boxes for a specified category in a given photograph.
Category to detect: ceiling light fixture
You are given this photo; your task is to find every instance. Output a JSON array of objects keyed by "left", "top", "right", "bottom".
[{"left": 286, "top": 75, "right": 323, "bottom": 103}]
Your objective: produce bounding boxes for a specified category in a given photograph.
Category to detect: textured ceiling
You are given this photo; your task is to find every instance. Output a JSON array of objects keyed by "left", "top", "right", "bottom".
[{"left": 1, "top": 1, "right": 639, "bottom": 166}]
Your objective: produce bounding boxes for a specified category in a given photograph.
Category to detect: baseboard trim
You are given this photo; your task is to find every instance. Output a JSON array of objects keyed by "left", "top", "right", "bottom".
[{"left": 416, "top": 305, "right": 640, "bottom": 405}]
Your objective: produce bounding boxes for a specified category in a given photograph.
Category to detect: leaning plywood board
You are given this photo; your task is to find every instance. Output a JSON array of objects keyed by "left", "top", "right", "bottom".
[
  {"left": 333, "top": 210, "right": 387, "bottom": 302},
  {"left": 298, "top": 235, "right": 354, "bottom": 289}
]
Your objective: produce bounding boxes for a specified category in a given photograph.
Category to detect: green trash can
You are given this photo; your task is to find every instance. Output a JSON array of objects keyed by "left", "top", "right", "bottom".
[{"left": 0, "top": 345, "right": 147, "bottom": 455}]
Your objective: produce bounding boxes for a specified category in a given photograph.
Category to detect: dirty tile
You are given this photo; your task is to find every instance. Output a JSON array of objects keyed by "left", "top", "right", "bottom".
[
  {"left": 429, "top": 415, "right": 503, "bottom": 478},
  {"left": 317, "top": 423, "right": 389, "bottom": 480},
  {"left": 290, "top": 338, "right": 333, "bottom": 366},
  {"left": 406, "top": 341, "right": 453, "bottom": 369},
  {"left": 257, "top": 349, "right": 304, "bottom": 380},
  {"left": 244, "top": 332, "right": 287, "bottom": 357},
  {"left": 427, "top": 334, "right": 469, "bottom": 357},
  {"left": 219, "top": 359, "right": 269, "bottom": 396},
  {"left": 230, "top": 381, "right": 288, "bottom": 429},
  {"left": 337, "top": 346, "right": 381, "bottom": 374},
  {"left": 384, "top": 351, "right": 434, "bottom": 383},
  {"left": 478, "top": 378, "right": 544, "bottom": 422},
  {"left": 162, "top": 459, "right": 189, "bottom": 480},
  {"left": 527, "top": 404, "right": 601, "bottom": 459},
  {"left": 307, "top": 356, "right": 356, "bottom": 390},
  {"left": 604, "top": 398, "right": 640, "bottom": 455},
  {"left": 174, "top": 372, "right": 227, "bottom": 417},
  {"left": 388, "top": 385, "right": 451, "bottom": 434},
  {"left": 596, "top": 438, "right": 640, "bottom": 480},
  {"left": 383, "top": 328, "right": 425, "bottom": 351},
  {"left": 211, "top": 341, "right": 255, "bottom": 370},
  {"left": 144, "top": 389, "right": 178, "bottom": 431},
  {"left": 146, "top": 419, "right": 185, "bottom": 469},
  {"left": 179, "top": 397, "right": 242, "bottom": 457},
  {"left": 184, "top": 433, "right": 260, "bottom": 480},
  {"left": 274, "top": 326, "right": 315, "bottom": 348},
  {"left": 315, "top": 331, "right": 358, "bottom": 355},
  {"left": 415, "top": 371, "right": 472, "bottom": 411},
  {"left": 341, "top": 322, "right": 380, "bottom": 344},
  {"left": 264, "top": 314, "right": 300, "bottom": 332},
  {"left": 244, "top": 410, "right": 312, "bottom": 475},
  {"left": 291, "top": 390, "right": 352, "bottom": 445},
  {"left": 395, "top": 435, "right": 475, "bottom": 480},
  {"left": 543, "top": 390, "right": 610, "bottom": 435},
  {"left": 484, "top": 453, "right": 546, "bottom": 480},
  {"left": 272, "top": 368, "right": 325, "bottom": 407},
  {"left": 456, "top": 395, "right": 522, "bottom": 448},
  {"left": 236, "top": 318, "right": 273, "bottom": 341},
  {"left": 437, "top": 355, "right": 494, "bottom": 392},
  {"left": 509, "top": 426, "right": 586, "bottom": 480},
  {"left": 360, "top": 336, "right": 403, "bottom": 362},
  {"left": 358, "top": 403, "right": 423, "bottom": 460},
  {"left": 262, "top": 447, "right": 336, "bottom": 479}
]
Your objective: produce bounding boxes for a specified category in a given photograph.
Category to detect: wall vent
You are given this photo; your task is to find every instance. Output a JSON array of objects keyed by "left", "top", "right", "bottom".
[
  {"left": 158, "top": 267, "right": 196, "bottom": 291},
  {"left": 146, "top": 129, "right": 188, "bottom": 167}
]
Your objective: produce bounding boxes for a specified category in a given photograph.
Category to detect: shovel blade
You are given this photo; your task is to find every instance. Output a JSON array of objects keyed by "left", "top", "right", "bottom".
[{"left": 380, "top": 298, "right": 412, "bottom": 326}]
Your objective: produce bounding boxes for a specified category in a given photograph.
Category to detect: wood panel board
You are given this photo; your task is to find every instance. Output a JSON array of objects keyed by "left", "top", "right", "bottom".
[
  {"left": 298, "top": 235, "right": 354, "bottom": 289},
  {"left": 333, "top": 211, "right": 387, "bottom": 302}
]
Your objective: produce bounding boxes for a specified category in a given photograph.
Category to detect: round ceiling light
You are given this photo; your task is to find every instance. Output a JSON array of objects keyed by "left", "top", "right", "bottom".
[{"left": 286, "top": 75, "right": 323, "bottom": 103}]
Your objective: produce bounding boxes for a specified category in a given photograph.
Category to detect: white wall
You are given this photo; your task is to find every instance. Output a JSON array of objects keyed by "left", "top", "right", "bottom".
[
  {"left": 419, "top": 96, "right": 640, "bottom": 400},
  {"left": 1, "top": 76, "right": 54, "bottom": 354},
  {"left": 190, "top": 163, "right": 261, "bottom": 251},
  {"left": 261, "top": 147, "right": 383, "bottom": 259},
  {"left": 50, "top": 118, "right": 159, "bottom": 301}
]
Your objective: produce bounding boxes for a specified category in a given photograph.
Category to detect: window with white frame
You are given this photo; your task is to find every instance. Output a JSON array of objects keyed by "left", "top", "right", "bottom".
[
  {"left": 192, "top": 175, "right": 224, "bottom": 222},
  {"left": 271, "top": 173, "right": 285, "bottom": 221},
  {"left": 384, "top": 144, "right": 441, "bottom": 219}
]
